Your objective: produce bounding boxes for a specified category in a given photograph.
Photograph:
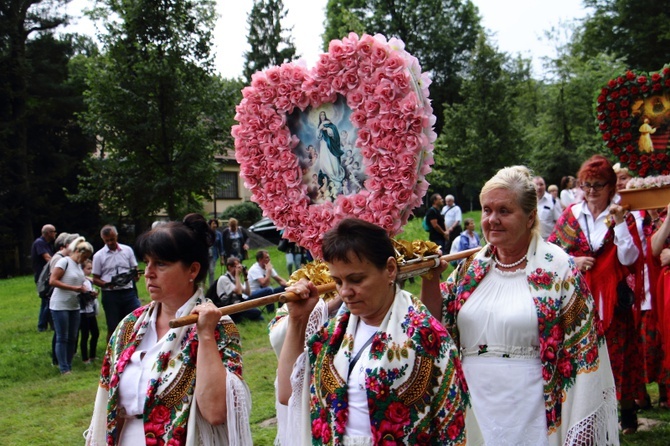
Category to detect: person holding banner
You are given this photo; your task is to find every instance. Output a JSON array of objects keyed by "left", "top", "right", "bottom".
[
  {"left": 85, "top": 214, "right": 252, "bottom": 446},
  {"left": 277, "top": 218, "right": 467, "bottom": 445},
  {"left": 422, "top": 165, "right": 618, "bottom": 445},
  {"left": 549, "top": 155, "right": 644, "bottom": 435}
]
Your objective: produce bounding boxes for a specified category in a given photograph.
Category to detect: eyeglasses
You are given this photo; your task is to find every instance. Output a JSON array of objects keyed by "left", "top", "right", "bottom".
[{"left": 580, "top": 182, "right": 607, "bottom": 192}]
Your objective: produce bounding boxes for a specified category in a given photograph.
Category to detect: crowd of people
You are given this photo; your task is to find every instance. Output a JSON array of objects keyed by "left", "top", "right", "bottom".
[{"left": 28, "top": 154, "right": 670, "bottom": 444}]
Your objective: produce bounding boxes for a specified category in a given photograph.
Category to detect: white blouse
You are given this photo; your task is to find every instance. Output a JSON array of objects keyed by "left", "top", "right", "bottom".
[
  {"left": 117, "top": 297, "right": 195, "bottom": 445},
  {"left": 457, "top": 266, "right": 548, "bottom": 446}
]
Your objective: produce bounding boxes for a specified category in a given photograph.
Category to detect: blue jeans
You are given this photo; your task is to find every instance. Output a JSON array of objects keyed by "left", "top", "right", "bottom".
[
  {"left": 52, "top": 309, "right": 80, "bottom": 373},
  {"left": 38, "top": 295, "right": 51, "bottom": 331},
  {"left": 101, "top": 288, "right": 141, "bottom": 338},
  {"left": 250, "top": 286, "right": 285, "bottom": 313}
]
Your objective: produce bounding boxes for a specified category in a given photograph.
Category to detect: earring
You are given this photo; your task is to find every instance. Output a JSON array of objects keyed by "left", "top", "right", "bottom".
[{"left": 189, "top": 279, "right": 193, "bottom": 283}]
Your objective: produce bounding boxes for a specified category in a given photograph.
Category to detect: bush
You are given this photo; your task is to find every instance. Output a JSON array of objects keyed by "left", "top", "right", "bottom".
[{"left": 221, "top": 202, "right": 262, "bottom": 227}]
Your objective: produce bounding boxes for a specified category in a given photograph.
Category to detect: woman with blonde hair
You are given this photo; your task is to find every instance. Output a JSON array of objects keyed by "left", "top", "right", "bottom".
[
  {"left": 49, "top": 236, "right": 94, "bottom": 375},
  {"left": 423, "top": 165, "right": 618, "bottom": 445}
]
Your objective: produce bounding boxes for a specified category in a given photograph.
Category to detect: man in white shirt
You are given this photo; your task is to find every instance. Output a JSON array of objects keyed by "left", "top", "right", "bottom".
[
  {"left": 216, "top": 257, "right": 263, "bottom": 322},
  {"left": 247, "top": 250, "right": 288, "bottom": 313},
  {"left": 92, "top": 225, "right": 141, "bottom": 340},
  {"left": 533, "top": 176, "right": 563, "bottom": 240},
  {"left": 441, "top": 194, "right": 462, "bottom": 252}
]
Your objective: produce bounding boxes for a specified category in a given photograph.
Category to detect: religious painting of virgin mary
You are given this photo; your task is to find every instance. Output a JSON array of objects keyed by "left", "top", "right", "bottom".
[{"left": 288, "top": 95, "right": 367, "bottom": 204}]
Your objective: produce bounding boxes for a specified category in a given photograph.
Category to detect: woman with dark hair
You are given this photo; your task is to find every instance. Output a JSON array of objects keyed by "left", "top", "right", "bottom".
[
  {"left": 277, "top": 218, "right": 467, "bottom": 445},
  {"left": 559, "top": 175, "right": 580, "bottom": 209},
  {"left": 423, "top": 165, "right": 617, "bottom": 445},
  {"left": 549, "top": 154, "right": 644, "bottom": 434},
  {"left": 85, "top": 213, "right": 252, "bottom": 446}
]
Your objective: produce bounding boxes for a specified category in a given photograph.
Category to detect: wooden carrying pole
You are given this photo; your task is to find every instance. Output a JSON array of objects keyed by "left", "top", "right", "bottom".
[{"left": 169, "top": 247, "right": 481, "bottom": 328}]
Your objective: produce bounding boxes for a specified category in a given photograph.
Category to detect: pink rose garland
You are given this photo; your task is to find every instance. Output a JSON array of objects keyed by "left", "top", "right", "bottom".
[{"left": 232, "top": 32, "right": 436, "bottom": 258}]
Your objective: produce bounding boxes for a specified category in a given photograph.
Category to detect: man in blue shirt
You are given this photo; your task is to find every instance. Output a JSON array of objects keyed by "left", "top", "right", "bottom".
[{"left": 31, "top": 224, "right": 56, "bottom": 331}]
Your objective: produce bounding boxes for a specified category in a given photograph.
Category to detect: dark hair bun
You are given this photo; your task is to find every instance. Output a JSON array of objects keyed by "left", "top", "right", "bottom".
[{"left": 183, "top": 213, "right": 215, "bottom": 248}]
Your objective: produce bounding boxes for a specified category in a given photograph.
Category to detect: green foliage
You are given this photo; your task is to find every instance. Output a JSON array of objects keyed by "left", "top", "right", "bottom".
[
  {"left": 0, "top": 0, "right": 78, "bottom": 274},
  {"left": 77, "top": 0, "right": 223, "bottom": 227},
  {"left": 580, "top": 0, "right": 670, "bottom": 72},
  {"left": 221, "top": 201, "right": 262, "bottom": 227},
  {"left": 434, "top": 32, "right": 530, "bottom": 201},
  {"left": 524, "top": 23, "right": 627, "bottom": 185},
  {"left": 211, "top": 75, "right": 245, "bottom": 154},
  {"left": 322, "top": 0, "right": 481, "bottom": 134},
  {"left": 243, "top": 0, "right": 298, "bottom": 82}
]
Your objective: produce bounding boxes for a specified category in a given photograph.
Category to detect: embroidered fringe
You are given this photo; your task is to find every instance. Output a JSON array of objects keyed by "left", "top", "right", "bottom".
[
  {"left": 563, "top": 386, "right": 619, "bottom": 446},
  {"left": 225, "top": 373, "right": 253, "bottom": 446},
  {"left": 273, "top": 299, "right": 330, "bottom": 445},
  {"left": 83, "top": 385, "right": 109, "bottom": 446},
  {"left": 286, "top": 351, "right": 312, "bottom": 446}
]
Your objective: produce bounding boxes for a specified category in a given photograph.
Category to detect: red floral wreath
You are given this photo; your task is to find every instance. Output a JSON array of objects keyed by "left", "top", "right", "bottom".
[
  {"left": 232, "top": 33, "right": 436, "bottom": 257},
  {"left": 596, "top": 64, "right": 670, "bottom": 177}
]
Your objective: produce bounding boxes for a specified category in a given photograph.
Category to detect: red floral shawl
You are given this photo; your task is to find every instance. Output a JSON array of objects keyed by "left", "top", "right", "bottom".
[{"left": 440, "top": 235, "right": 618, "bottom": 444}]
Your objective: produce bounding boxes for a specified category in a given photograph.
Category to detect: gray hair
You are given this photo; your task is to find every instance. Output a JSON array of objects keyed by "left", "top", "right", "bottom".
[
  {"left": 100, "top": 225, "right": 118, "bottom": 237},
  {"left": 54, "top": 232, "right": 80, "bottom": 250},
  {"left": 480, "top": 166, "right": 539, "bottom": 236}
]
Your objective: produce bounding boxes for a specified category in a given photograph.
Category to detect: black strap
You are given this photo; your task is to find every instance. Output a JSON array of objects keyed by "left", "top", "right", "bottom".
[{"left": 347, "top": 333, "right": 375, "bottom": 378}]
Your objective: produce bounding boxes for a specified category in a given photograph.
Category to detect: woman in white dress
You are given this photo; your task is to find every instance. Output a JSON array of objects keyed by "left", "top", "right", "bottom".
[
  {"left": 316, "top": 111, "right": 345, "bottom": 195},
  {"left": 422, "top": 166, "right": 619, "bottom": 445}
]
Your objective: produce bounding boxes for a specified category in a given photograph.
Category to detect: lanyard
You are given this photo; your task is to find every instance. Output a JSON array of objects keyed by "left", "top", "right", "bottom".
[{"left": 347, "top": 334, "right": 375, "bottom": 378}]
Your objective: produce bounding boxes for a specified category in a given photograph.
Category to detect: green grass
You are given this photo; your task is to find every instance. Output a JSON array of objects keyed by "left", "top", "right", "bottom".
[{"left": 0, "top": 213, "right": 667, "bottom": 444}]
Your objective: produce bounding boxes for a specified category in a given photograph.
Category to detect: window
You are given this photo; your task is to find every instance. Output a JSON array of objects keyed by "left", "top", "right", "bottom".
[{"left": 216, "top": 171, "right": 239, "bottom": 199}]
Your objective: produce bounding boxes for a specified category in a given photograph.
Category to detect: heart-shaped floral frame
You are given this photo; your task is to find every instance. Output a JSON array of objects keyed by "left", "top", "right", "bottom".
[
  {"left": 232, "top": 33, "right": 436, "bottom": 257},
  {"left": 596, "top": 64, "right": 670, "bottom": 177}
]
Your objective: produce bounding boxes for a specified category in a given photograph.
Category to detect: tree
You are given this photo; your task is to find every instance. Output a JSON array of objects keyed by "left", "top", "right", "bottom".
[
  {"left": 0, "top": 0, "right": 72, "bottom": 274},
  {"left": 525, "top": 23, "right": 627, "bottom": 184},
  {"left": 243, "top": 0, "right": 298, "bottom": 82},
  {"left": 434, "top": 32, "right": 530, "bottom": 203},
  {"left": 322, "top": 0, "right": 481, "bottom": 134},
  {"left": 579, "top": 0, "right": 670, "bottom": 72},
  {"left": 78, "top": 0, "right": 224, "bottom": 229}
]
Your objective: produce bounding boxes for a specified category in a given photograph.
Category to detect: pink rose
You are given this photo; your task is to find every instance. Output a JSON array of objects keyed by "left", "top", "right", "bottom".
[
  {"left": 357, "top": 35, "right": 375, "bottom": 56},
  {"left": 265, "top": 66, "right": 281, "bottom": 85},
  {"left": 350, "top": 110, "right": 367, "bottom": 127},
  {"left": 358, "top": 62, "right": 374, "bottom": 80},
  {"left": 328, "top": 40, "right": 346, "bottom": 60},
  {"left": 363, "top": 100, "right": 380, "bottom": 116},
  {"left": 371, "top": 45, "right": 389, "bottom": 66},
  {"left": 347, "top": 90, "right": 365, "bottom": 109},
  {"left": 344, "top": 71, "right": 359, "bottom": 90},
  {"left": 259, "top": 86, "right": 276, "bottom": 104},
  {"left": 289, "top": 90, "right": 310, "bottom": 110},
  {"left": 331, "top": 75, "right": 345, "bottom": 92}
]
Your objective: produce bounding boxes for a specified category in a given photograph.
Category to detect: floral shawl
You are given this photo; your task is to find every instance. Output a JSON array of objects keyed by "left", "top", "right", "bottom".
[
  {"left": 440, "top": 235, "right": 618, "bottom": 445},
  {"left": 85, "top": 290, "right": 252, "bottom": 446},
  {"left": 289, "top": 288, "right": 467, "bottom": 445}
]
